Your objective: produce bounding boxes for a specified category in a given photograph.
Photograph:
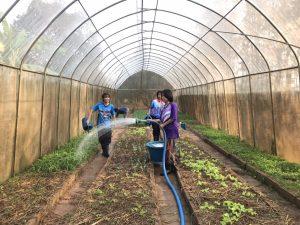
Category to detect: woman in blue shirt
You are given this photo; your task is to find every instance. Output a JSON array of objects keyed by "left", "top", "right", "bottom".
[
  {"left": 87, "top": 93, "right": 115, "bottom": 157},
  {"left": 148, "top": 91, "right": 165, "bottom": 141}
]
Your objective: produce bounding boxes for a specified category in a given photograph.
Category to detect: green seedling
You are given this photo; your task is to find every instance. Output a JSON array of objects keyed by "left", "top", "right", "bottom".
[
  {"left": 221, "top": 200, "right": 256, "bottom": 225},
  {"left": 93, "top": 189, "right": 105, "bottom": 196},
  {"left": 242, "top": 191, "right": 255, "bottom": 198},
  {"left": 200, "top": 202, "right": 215, "bottom": 211}
]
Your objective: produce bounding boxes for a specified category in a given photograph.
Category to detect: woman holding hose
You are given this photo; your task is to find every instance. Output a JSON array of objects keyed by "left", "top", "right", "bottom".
[{"left": 148, "top": 89, "right": 179, "bottom": 174}]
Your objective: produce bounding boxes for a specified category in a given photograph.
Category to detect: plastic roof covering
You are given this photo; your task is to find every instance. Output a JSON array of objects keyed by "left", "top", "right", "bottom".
[{"left": 0, "top": 0, "right": 300, "bottom": 89}]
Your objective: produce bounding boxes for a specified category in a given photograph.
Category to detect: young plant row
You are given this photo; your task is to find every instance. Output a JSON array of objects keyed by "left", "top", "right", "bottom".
[
  {"left": 177, "top": 139, "right": 294, "bottom": 224},
  {"left": 67, "top": 127, "right": 158, "bottom": 225},
  {"left": 179, "top": 112, "right": 300, "bottom": 197},
  {"left": 0, "top": 134, "right": 99, "bottom": 224}
]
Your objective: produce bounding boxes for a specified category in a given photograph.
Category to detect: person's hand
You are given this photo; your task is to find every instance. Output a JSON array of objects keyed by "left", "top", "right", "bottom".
[
  {"left": 160, "top": 123, "right": 165, "bottom": 129},
  {"left": 86, "top": 119, "right": 90, "bottom": 124}
]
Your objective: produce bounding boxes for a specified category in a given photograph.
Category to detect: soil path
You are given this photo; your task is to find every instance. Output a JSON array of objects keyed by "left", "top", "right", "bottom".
[
  {"left": 153, "top": 165, "right": 192, "bottom": 225},
  {"left": 41, "top": 129, "right": 123, "bottom": 224},
  {"left": 182, "top": 130, "right": 300, "bottom": 222}
]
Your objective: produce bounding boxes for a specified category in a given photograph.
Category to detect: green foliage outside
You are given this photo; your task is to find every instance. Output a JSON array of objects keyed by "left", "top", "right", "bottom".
[{"left": 179, "top": 112, "right": 300, "bottom": 196}]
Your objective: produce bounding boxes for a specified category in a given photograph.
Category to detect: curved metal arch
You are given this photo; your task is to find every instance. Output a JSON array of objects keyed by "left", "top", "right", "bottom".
[
  {"left": 145, "top": 7, "right": 249, "bottom": 77},
  {"left": 61, "top": 22, "right": 148, "bottom": 78},
  {"left": 148, "top": 30, "right": 221, "bottom": 81},
  {"left": 20, "top": 0, "right": 126, "bottom": 69},
  {"left": 106, "top": 62, "right": 177, "bottom": 88},
  {"left": 147, "top": 37, "right": 210, "bottom": 83},
  {"left": 61, "top": 21, "right": 256, "bottom": 86},
  {"left": 97, "top": 50, "right": 192, "bottom": 88},
  {"left": 105, "top": 48, "right": 179, "bottom": 77},
  {"left": 47, "top": 3, "right": 151, "bottom": 76},
  {"left": 18, "top": 0, "right": 284, "bottom": 88},
  {"left": 99, "top": 54, "right": 144, "bottom": 83},
  {"left": 81, "top": 22, "right": 216, "bottom": 87},
  {"left": 59, "top": 16, "right": 232, "bottom": 87},
  {"left": 84, "top": 38, "right": 204, "bottom": 88},
  {"left": 112, "top": 63, "right": 181, "bottom": 89},
  {"left": 89, "top": 39, "right": 201, "bottom": 88},
  {"left": 59, "top": 33, "right": 102, "bottom": 77},
  {"left": 107, "top": 49, "right": 185, "bottom": 88},
  {"left": 86, "top": 33, "right": 222, "bottom": 86},
  {"left": 245, "top": 0, "right": 300, "bottom": 72},
  {"left": 54, "top": 8, "right": 240, "bottom": 85},
  {"left": 187, "top": 0, "right": 269, "bottom": 74},
  {"left": 157, "top": 3, "right": 251, "bottom": 79},
  {"left": 97, "top": 38, "right": 207, "bottom": 87},
  {"left": 102, "top": 53, "right": 194, "bottom": 87},
  {"left": 78, "top": 17, "right": 224, "bottom": 85},
  {"left": 110, "top": 51, "right": 202, "bottom": 89},
  {"left": 73, "top": 28, "right": 146, "bottom": 82},
  {"left": 44, "top": 20, "right": 97, "bottom": 74},
  {"left": 150, "top": 21, "right": 235, "bottom": 79},
  {"left": 85, "top": 28, "right": 213, "bottom": 83},
  {"left": 86, "top": 32, "right": 143, "bottom": 71},
  {"left": 103, "top": 58, "right": 172, "bottom": 88},
  {"left": 78, "top": 0, "right": 131, "bottom": 87},
  {"left": 80, "top": 19, "right": 236, "bottom": 86},
  {"left": 9, "top": 1, "right": 290, "bottom": 86},
  {"left": 187, "top": 0, "right": 297, "bottom": 73},
  {"left": 0, "top": 0, "right": 20, "bottom": 23},
  {"left": 19, "top": 0, "right": 78, "bottom": 67},
  {"left": 213, "top": 30, "right": 300, "bottom": 49},
  {"left": 116, "top": 59, "right": 186, "bottom": 88},
  {"left": 145, "top": 0, "right": 159, "bottom": 71},
  {"left": 114, "top": 69, "right": 176, "bottom": 89},
  {"left": 84, "top": 36, "right": 201, "bottom": 87},
  {"left": 104, "top": 55, "right": 182, "bottom": 86}
]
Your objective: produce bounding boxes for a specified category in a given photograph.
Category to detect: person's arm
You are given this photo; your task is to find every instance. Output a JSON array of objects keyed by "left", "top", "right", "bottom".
[
  {"left": 160, "top": 118, "right": 173, "bottom": 128},
  {"left": 87, "top": 103, "right": 99, "bottom": 123},
  {"left": 148, "top": 100, "right": 154, "bottom": 115},
  {"left": 111, "top": 105, "right": 116, "bottom": 120},
  {"left": 86, "top": 108, "right": 93, "bottom": 124}
]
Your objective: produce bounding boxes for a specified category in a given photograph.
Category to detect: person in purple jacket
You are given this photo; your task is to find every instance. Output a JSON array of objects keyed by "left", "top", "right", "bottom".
[{"left": 148, "top": 89, "right": 179, "bottom": 174}]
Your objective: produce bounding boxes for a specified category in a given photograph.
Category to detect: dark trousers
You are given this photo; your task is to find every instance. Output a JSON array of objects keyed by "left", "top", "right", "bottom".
[
  {"left": 98, "top": 128, "right": 112, "bottom": 154},
  {"left": 151, "top": 115, "right": 160, "bottom": 141}
]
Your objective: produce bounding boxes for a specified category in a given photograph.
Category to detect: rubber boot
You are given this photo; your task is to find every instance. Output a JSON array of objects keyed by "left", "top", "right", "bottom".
[{"left": 102, "top": 145, "right": 110, "bottom": 158}]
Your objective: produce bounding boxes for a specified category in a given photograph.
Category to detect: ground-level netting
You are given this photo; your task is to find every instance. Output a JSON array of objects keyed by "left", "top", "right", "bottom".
[{"left": 1, "top": 110, "right": 299, "bottom": 224}]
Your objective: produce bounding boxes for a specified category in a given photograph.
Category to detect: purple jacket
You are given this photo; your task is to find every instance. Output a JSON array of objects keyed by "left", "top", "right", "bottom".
[{"left": 160, "top": 102, "right": 179, "bottom": 139}]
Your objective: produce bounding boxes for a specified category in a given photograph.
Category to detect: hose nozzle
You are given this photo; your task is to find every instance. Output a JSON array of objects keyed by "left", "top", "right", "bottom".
[{"left": 135, "top": 118, "right": 147, "bottom": 125}]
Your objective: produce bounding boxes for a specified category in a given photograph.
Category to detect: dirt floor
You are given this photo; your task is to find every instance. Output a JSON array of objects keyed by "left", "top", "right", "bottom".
[
  {"left": 41, "top": 127, "right": 159, "bottom": 225},
  {"left": 2, "top": 124, "right": 300, "bottom": 225},
  {"left": 152, "top": 165, "right": 192, "bottom": 225},
  {"left": 40, "top": 129, "right": 123, "bottom": 224}
]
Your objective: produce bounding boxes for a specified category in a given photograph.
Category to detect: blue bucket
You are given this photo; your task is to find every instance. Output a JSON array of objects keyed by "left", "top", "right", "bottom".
[{"left": 146, "top": 141, "right": 165, "bottom": 164}]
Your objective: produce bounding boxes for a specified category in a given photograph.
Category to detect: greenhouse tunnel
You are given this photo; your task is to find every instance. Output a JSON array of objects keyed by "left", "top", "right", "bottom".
[{"left": 0, "top": 0, "right": 300, "bottom": 194}]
